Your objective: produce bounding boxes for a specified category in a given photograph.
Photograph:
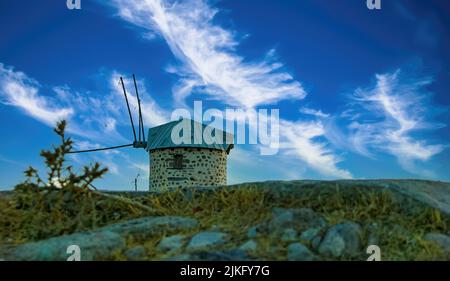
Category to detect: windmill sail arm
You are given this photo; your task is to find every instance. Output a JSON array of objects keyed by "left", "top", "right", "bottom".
[
  {"left": 133, "top": 74, "right": 146, "bottom": 143},
  {"left": 67, "top": 143, "right": 134, "bottom": 154}
]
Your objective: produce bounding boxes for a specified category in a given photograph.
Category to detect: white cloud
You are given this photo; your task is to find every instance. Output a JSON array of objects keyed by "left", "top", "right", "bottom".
[
  {"left": 0, "top": 63, "right": 74, "bottom": 126},
  {"left": 109, "top": 0, "right": 306, "bottom": 108},
  {"left": 347, "top": 70, "right": 444, "bottom": 175},
  {"left": 0, "top": 63, "right": 126, "bottom": 142},
  {"left": 299, "top": 107, "right": 330, "bottom": 118},
  {"left": 281, "top": 119, "right": 352, "bottom": 179}
]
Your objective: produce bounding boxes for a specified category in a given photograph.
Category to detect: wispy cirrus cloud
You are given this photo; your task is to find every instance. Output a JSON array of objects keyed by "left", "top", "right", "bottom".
[
  {"left": 345, "top": 70, "right": 445, "bottom": 175},
  {"left": 299, "top": 107, "right": 330, "bottom": 118},
  {"left": 281, "top": 120, "right": 352, "bottom": 179},
  {"left": 109, "top": 0, "right": 306, "bottom": 108},
  {"left": 0, "top": 63, "right": 74, "bottom": 127},
  {"left": 0, "top": 62, "right": 120, "bottom": 142}
]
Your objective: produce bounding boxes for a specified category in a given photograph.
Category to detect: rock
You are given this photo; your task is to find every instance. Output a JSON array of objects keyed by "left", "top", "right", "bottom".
[
  {"left": 287, "top": 243, "right": 315, "bottom": 261},
  {"left": 318, "top": 222, "right": 362, "bottom": 258},
  {"left": 424, "top": 233, "right": 450, "bottom": 254},
  {"left": 300, "top": 227, "right": 323, "bottom": 250},
  {"left": 281, "top": 228, "right": 298, "bottom": 242},
  {"left": 300, "top": 227, "right": 322, "bottom": 242},
  {"left": 157, "top": 234, "right": 187, "bottom": 252},
  {"left": 318, "top": 232, "right": 345, "bottom": 258},
  {"left": 238, "top": 240, "right": 257, "bottom": 253},
  {"left": 102, "top": 216, "right": 198, "bottom": 239},
  {"left": 124, "top": 246, "right": 146, "bottom": 260},
  {"left": 269, "top": 208, "right": 326, "bottom": 232},
  {"left": 3, "top": 231, "right": 125, "bottom": 261},
  {"left": 187, "top": 231, "right": 228, "bottom": 251}
]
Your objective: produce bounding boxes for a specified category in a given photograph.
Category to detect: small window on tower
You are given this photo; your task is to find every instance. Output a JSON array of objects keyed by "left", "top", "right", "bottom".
[{"left": 173, "top": 154, "right": 184, "bottom": 169}]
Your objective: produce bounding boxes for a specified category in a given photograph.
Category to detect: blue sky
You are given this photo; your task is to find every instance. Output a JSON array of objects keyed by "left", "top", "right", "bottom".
[{"left": 0, "top": 0, "right": 449, "bottom": 190}]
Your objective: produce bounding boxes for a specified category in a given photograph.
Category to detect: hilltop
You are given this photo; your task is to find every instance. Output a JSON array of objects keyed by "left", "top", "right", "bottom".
[{"left": 0, "top": 179, "right": 449, "bottom": 261}]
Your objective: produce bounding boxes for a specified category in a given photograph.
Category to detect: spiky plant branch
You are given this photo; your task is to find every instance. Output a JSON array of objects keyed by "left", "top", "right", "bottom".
[{"left": 22, "top": 120, "right": 108, "bottom": 190}]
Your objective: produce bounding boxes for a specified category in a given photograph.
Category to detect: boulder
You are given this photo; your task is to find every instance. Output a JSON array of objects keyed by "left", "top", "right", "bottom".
[
  {"left": 157, "top": 234, "right": 188, "bottom": 252},
  {"left": 3, "top": 231, "right": 125, "bottom": 261},
  {"left": 300, "top": 227, "right": 322, "bottom": 242},
  {"left": 318, "top": 222, "right": 362, "bottom": 258},
  {"left": 287, "top": 243, "right": 316, "bottom": 261},
  {"left": 187, "top": 231, "right": 228, "bottom": 251},
  {"left": 238, "top": 240, "right": 258, "bottom": 253}
]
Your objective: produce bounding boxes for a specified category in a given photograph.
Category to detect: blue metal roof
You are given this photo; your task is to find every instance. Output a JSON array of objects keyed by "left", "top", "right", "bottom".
[{"left": 146, "top": 119, "right": 234, "bottom": 153}]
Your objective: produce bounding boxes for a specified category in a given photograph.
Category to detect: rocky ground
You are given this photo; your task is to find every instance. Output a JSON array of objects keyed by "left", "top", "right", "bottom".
[{"left": 0, "top": 180, "right": 449, "bottom": 261}]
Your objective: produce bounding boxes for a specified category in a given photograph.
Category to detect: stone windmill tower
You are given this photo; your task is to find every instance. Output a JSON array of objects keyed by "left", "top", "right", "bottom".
[{"left": 146, "top": 119, "right": 234, "bottom": 191}]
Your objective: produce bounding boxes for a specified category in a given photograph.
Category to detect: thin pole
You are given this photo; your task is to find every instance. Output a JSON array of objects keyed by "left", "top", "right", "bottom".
[
  {"left": 120, "top": 77, "right": 137, "bottom": 142},
  {"left": 133, "top": 74, "right": 146, "bottom": 143},
  {"left": 132, "top": 75, "right": 141, "bottom": 142}
]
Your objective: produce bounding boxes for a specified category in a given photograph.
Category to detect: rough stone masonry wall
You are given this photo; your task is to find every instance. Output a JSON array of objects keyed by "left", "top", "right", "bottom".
[{"left": 149, "top": 147, "right": 227, "bottom": 191}]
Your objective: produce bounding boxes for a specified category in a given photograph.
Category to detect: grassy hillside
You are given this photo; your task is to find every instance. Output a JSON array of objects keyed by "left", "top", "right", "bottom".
[{"left": 1, "top": 180, "right": 449, "bottom": 261}]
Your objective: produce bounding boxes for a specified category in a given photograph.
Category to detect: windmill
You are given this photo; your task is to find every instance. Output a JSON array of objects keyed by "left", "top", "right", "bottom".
[
  {"left": 66, "top": 74, "right": 234, "bottom": 191},
  {"left": 67, "top": 74, "right": 147, "bottom": 154}
]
